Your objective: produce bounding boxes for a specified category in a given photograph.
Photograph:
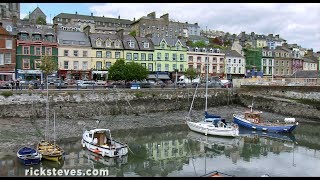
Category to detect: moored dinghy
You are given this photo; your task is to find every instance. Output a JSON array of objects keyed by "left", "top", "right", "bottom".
[
  {"left": 81, "top": 128, "right": 128, "bottom": 158},
  {"left": 17, "top": 146, "right": 42, "bottom": 165},
  {"left": 233, "top": 99, "right": 298, "bottom": 133}
]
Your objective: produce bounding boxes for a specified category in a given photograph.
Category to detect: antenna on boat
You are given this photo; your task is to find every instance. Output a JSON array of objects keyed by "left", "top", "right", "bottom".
[
  {"left": 250, "top": 97, "right": 254, "bottom": 112},
  {"left": 53, "top": 110, "right": 56, "bottom": 153}
]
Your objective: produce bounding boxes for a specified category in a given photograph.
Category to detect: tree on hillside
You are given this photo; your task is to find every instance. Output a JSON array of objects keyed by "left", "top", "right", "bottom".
[
  {"left": 211, "top": 37, "right": 223, "bottom": 46},
  {"left": 129, "top": 30, "right": 136, "bottom": 37},
  {"left": 36, "top": 16, "right": 47, "bottom": 25},
  {"left": 184, "top": 68, "right": 199, "bottom": 83},
  {"left": 192, "top": 40, "right": 206, "bottom": 48}
]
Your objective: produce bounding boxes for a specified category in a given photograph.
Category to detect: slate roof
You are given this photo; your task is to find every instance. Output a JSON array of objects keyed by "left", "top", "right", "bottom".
[
  {"left": 57, "top": 31, "right": 91, "bottom": 46},
  {"left": 134, "top": 37, "right": 154, "bottom": 51},
  {"left": 122, "top": 35, "right": 139, "bottom": 50},
  {"left": 187, "top": 47, "right": 223, "bottom": 53},
  {"left": 150, "top": 37, "right": 186, "bottom": 47},
  {"left": 188, "top": 35, "right": 209, "bottom": 42},
  {"left": 16, "top": 24, "right": 56, "bottom": 41},
  {"left": 225, "top": 50, "right": 244, "bottom": 58},
  {"left": 55, "top": 13, "right": 133, "bottom": 24},
  {"left": 291, "top": 70, "right": 319, "bottom": 78},
  {"left": 89, "top": 33, "right": 123, "bottom": 49}
]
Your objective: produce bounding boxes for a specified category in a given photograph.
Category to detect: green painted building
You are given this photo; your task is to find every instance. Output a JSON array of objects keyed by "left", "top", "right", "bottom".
[
  {"left": 243, "top": 47, "right": 262, "bottom": 76},
  {"left": 16, "top": 24, "right": 58, "bottom": 81}
]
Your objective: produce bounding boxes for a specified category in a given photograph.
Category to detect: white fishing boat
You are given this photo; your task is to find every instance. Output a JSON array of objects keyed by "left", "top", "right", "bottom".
[
  {"left": 81, "top": 128, "right": 128, "bottom": 158},
  {"left": 186, "top": 54, "right": 239, "bottom": 137}
]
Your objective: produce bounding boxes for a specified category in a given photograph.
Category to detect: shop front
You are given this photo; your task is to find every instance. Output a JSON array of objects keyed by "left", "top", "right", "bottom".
[
  {"left": 17, "top": 69, "right": 42, "bottom": 81},
  {"left": 92, "top": 70, "right": 108, "bottom": 81}
]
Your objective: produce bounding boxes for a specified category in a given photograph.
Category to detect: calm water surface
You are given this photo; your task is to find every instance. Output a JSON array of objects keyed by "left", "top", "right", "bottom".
[{"left": 1, "top": 121, "right": 320, "bottom": 177}]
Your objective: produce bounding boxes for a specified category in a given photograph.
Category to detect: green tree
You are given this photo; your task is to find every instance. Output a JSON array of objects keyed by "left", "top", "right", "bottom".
[
  {"left": 126, "top": 62, "right": 149, "bottom": 81},
  {"left": 192, "top": 40, "right": 206, "bottom": 48},
  {"left": 184, "top": 68, "right": 198, "bottom": 83},
  {"left": 36, "top": 16, "right": 47, "bottom": 25},
  {"left": 129, "top": 30, "right": 136, "bottom": 37},
  {"left": 108, "top": 59, "right": 128, "bottom": 81},
  {"left": 39, "top": 55, "right": 58, "bottom": 78}
]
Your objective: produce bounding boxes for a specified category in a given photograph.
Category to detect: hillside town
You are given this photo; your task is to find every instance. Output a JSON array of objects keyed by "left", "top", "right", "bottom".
[{"left": 1, "top": 3, "right": 320, "bottom": 87}]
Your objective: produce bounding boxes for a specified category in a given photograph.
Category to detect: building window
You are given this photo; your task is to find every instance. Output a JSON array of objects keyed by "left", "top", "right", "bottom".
[
  {"left": 96, "top": 51, "right": 102, "bottom": 58},
  {"left": 115, "top": 52, "right": 121, "bottom": 59},
  {"left": 133, "top": 53, "right": 138, "bottom": 60},
  {"left": 82, "top": 61, "right": 88, "bottom": 70},
  {"left": 34, "top": 34, "right": 41, "bottom": 41},
  {"left": 64, "top": 61, "right": 69, "bottom": 69},
  {"left": 21, "top": 33, "right": 28, "bottom": 40},
  {"left": 180, "top": 64, "right": 184, "bottom": 72},
  {"left": 106, "top": 40, "right": 111, "bottom": 47},
  {"left": 148, "top": 53, "right": 153, "bottom": 61},
  {"left": 35, "top": 47, "right": 41, "bottom": 55},
  {"left": 126, "top": 53, "right": 132, "bottom": 60},
  {"left": 161, "top": 43, "right": 165, "bottom": 49},
  {"left": 165, "top": 64, "right": 169, "bottom": 71},
  {"left": 4, "top": 53, "right": 11, "bottom": 64},
  {"left": 173, "top": 64, "right": 177, "bottom": 71},
  {"left": 239, "top": 67, "right": 241, "bottom": 74},
  {"left": 172, "top": 53, "right": 177, "bottom": 61},
  {"left": 233, "top": 59, "right": 236, "bottom": 64},
  {"left": 143, "top": 42, "right": 149, "bottom": 48},
  {"left": 157, "top": 63, "right": 161, "bottom": 71},
  {"left": 96, "top": 40, "right": 102, "bottom": 47},
  {"left": 34, "top": 59, "right": 41, "bottom": 69},
  {"left": 64, "top": 50, "right": 69, "bottom": 56},
  {"left": 106, "top": 51, "right": 112, "bottom": 58},
  {"left": 45, "top": 47, "right": 52, "bottom": 55},
  {"left": 239, "top": 59, "right": 241, "bottom": 64},
  {"left": 96, "top": 61, "right": 102, "bottom": 70},
  {"left": 73, "top": 61, "right": 79, "bottom": 70},
  {"left": 115, "top": 41, "right": 120, "bottom": 47},
  {"left": 165, "top": 53, "right": 169, "bottom": 60},
  {"left": 23, "top": 59, "right": 30, "bottom": 69},
  {"left": 83, "top": 51, "right": 88, "bottom": 57},
  {"left": 74, "top": 50, "right": 78, "bottom": 57},
  {"left": 180, "top": 54, "right": 184, "bottom": 61},
  {"left": 148, "top": 63, "right": 153, "bottom": 71},
  {"left": 106, "top": 62, "right": 111, "bottom": 69},
  {"left": 141, "top": 53, "right": 146, "bottom": 60},
  {"left": 128, "top": 40, "right": 135, "bottom": 48},
  {"left": 157, "top": 53, "right": 161, "bottom": 60},
  {"left": 23, "top": 46, "right": 30, "bottom": 55},
  {"left": 0, "top": 53, "right": 4, "bottom": 65},
  {"left": 5, "top": 40, "right": 12, "bottom": 49},
  {"left": 269, "top": 60, "right": 272, "bottom": 66}
]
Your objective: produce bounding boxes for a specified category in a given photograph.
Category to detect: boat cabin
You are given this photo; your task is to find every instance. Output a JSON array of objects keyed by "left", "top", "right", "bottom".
[
  {"left": 88, "top": 129, "right": 112, "bottom": 146},
  {"left": 244, "top": 111, "right": 261, "bottom": 124}
]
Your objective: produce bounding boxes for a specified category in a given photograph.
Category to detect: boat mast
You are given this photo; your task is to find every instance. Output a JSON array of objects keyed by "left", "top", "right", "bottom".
[
  {"left": 53, "top": 110, "right": 56, "bottom": 152},
  {"left": 188, "top": 82, "right": 199, "bottom": 119},
  {"left": 205, "top": 52, "right": 209, "bottom": 112},
  {"left": 45, "top": 74, "right": 49, "bottom": 141}
]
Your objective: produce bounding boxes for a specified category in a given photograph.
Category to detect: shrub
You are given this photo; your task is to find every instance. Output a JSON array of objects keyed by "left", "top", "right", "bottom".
[
  {"left": 1, "top": 91, "right": 13, "bottom": 98},
  {"left": 134, "top": 92, "right": 143, "bottom": 98}
]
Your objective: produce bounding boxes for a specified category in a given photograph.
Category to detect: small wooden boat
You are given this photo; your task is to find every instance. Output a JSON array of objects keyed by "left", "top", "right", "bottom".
[
  {"left": 81, "top": 128, "right": 128, "bottom": 158},
  {"left": 37, "top": 140, "right": 64, "bottom": 162},
  {"left": 233, "top": 101, "right": 298, "bottom": 133},
  {"left": 17, "top": 146, "right": 42, "bottom": 165},
  {"left": 201, "top": 170, "right": 235, "bottom": 177}
]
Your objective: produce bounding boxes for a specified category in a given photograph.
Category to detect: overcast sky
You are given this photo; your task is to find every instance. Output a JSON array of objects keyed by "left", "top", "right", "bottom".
[{"left": 21, "top": 3, "right": 320, "bottom": 52}]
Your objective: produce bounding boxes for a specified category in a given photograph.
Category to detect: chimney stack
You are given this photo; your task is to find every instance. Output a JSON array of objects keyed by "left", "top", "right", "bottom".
[
  {"left": 133, "top": 17, "right": 136, "bottom": 21},
  {"left": 147, "top": 12, "right": 156, "bottom": 19},
  {"left": 160, "top": 13, "right": 169, "bottom": 22},
  {"left": 91, "top": 13, "right": 93, "bottom": 16},
  {"left": 84, "top": 25, "right": 91, "bottom": 37},
  {"left": 76, "top": 11, "right": 77, "bottom": 15},
  {"left": 118, "top": 15, "right": 120, "bottom": 19}
]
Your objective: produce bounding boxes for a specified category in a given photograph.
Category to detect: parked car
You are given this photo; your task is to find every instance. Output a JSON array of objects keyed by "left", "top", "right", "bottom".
[
  {"left": 78, "top": 81, "right": 97, "bottom": 89},
  {"left": 96, "top": 80, "right": 106, "bottom": 86},
  {"left": 54, "top": 80, "right": 68, "bottom": 89},
  {"left": 220, "top": 80, "right": 233, "bottom": 88}
]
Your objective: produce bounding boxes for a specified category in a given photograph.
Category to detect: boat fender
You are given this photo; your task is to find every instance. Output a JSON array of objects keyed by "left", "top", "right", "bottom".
[
  {"left": 82, "top": 140, "right": 86, "bottom": 148},
  {"left": 254, "top": 118, "right": 259, "bottom": 123},
  {"left": 102, "top": 151, "right": 105, "bottom": 157}
]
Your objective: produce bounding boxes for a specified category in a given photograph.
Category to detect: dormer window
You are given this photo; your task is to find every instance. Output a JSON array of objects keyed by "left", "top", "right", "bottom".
[
  {"left": 96, "top": 39, "right": 102, "bottom": 47},
  {"left": 128, "top": 40, "right": 135, "bottom": 48},
  {"left": 195, "top": 47, "right": 198, "bottom": 52},
  {"left": 20, "top": 33, "right": 28, "bottom": 41},
  {"left": 115, "top": 40, "right": 120, "bottom": 47},
  {"left": 106, "top": 40, "right": 111, "bottom": 47},
  {"left": 143, "top": 42, "right": 149, "bottom": 48},
  {"left": 202, "top": 48, "right": 206, "bottom": 52},
  {"left": 176, "top": 45, "right": 180, "bottom": 51},
  {"left": 34, "top": 34, "right": 41, "bottom": 41}
]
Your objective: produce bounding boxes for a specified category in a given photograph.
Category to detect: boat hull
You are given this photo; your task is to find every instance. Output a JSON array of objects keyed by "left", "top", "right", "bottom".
[
  {"left": 37, "top": 141, "right": 64, "bottom": 162},
  {"left": 17, "top": 147, "right": 42, "bottom": 165},
  {"left": 186, "top": 121, "right": 239, "bottom": 137},
  {"left": 233, "top": 115, "right": 297, "bottom": 133}
]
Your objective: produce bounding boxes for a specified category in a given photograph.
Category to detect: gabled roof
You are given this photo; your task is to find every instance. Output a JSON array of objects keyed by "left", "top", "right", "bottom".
[
  {"left": 89, "top": 33, "right": 123, "bottom": 49},
  {"left": 225, "top": 50, "right": 244, "bottom": 58},
  {"left": 150, "top": 37, "right": 186, "bottom": 47},
  {"left": 122, "top": 35, "right": 139, "bottom": 50},
  {"left": 31, "top": 7, "right": 46, "bottom": 17},
  {"left": 57, "top": 31, "right": 91, "bottom": 46},
  {"left": 134, "top": 37, "right": 154, "bottom": 51}
]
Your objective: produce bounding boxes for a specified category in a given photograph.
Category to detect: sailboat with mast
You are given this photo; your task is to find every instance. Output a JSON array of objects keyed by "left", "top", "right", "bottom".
[
  {"left": 37, "top": 86, "right": 64, "bottom": 162},
  {"left": 186, "top": 53, "right": 239, "bottom": 137}
]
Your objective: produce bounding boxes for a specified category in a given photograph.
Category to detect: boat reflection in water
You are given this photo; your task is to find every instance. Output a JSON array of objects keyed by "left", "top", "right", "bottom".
[
  {"left": 81, "top": 149, "right": 128, "bottom": 168},
  {"left": 238, "top": 127, "right": 296, "bottom": 143}
]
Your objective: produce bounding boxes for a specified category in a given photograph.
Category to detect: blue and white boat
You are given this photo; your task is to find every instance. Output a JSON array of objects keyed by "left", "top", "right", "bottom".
[
  {"left": 233, "top": 104, "right": 298, "bottom": 133},
  {"left": 17, "top": 147, "right": 42, "bottom": 165}
]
